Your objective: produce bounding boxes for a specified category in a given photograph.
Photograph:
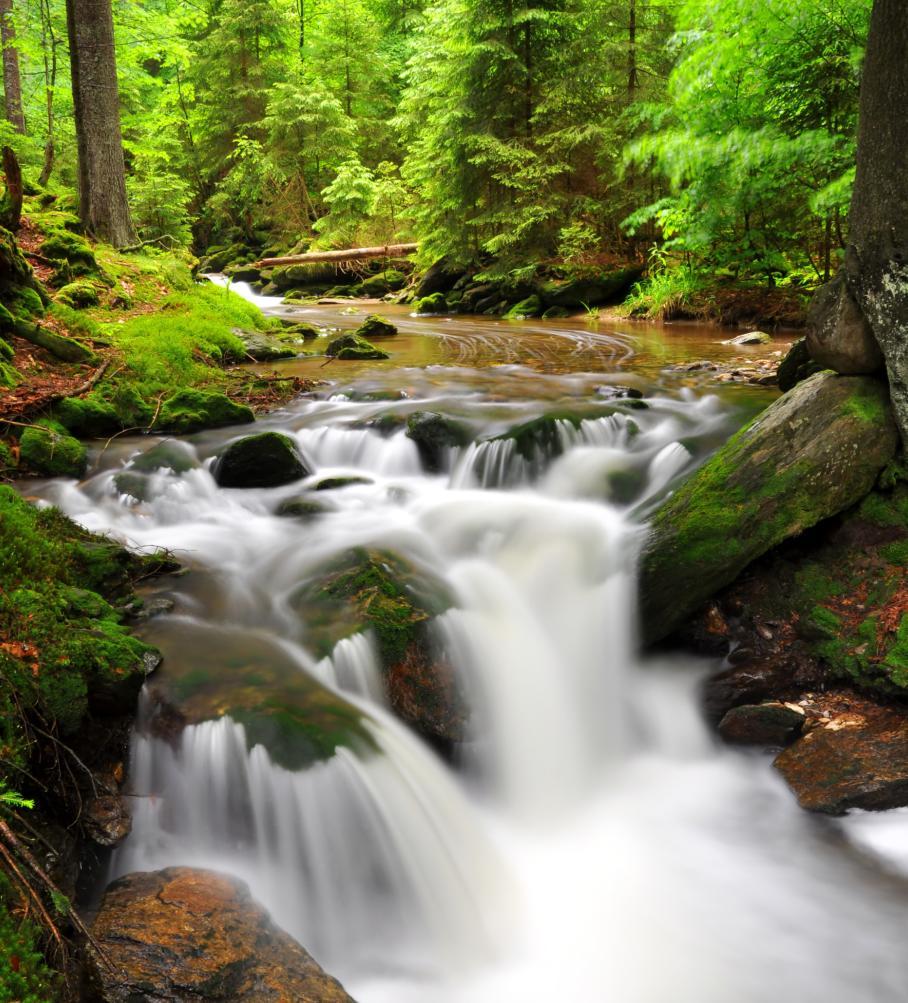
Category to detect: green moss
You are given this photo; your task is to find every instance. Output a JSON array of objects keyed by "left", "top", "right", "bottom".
[
  {"left": 0, "top": 874, "right": 59, "bottom": 1002},
  {"left": 0, "top": 360, "right": 18, "bottom": 388},
  {"left": 325, "top": 333, "right": 390, "bottom": 360},
  {"left": 55, "top": 280, "right": 100, "bottom": 309},
  {"left": 54, "top": 393, "right": 120, "bottom": 438},
  {"left": 19, "top": 420, "right": 87, "bottom": 478},
  {"left": 414, "top": 292, "right": 447, "bottom": 314},
  {"left": 39, "top": 229, "right": 99, "bottom": 280},
  {"left": 505, "top": 294, "right": 542, "bottom": 319},
  {"left": 157, "top": 388, "right": 254, "bottom": 434},
  {"left": 355, "top": 314, "right": 398, "bottom": 340}
]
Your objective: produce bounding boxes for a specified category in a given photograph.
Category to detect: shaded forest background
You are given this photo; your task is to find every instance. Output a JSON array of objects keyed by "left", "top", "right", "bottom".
[{"left": 1, "top": 1, "right": 872, "bottom": 295}]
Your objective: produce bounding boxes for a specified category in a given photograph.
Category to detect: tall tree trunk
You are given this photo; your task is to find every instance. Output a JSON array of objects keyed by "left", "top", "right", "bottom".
[
  {"left": 807, "top": 0, "right": 908, "bottom": 444},
  {"left": 628, "top": 0, "right": 638, "bottom": 101},
  {"left": 0, "top": 0, "right": 25, "bottom": 133},
  {"left": 0, "top": 144, "right": 22, "bottom": 229},
  {"left": 65, "top": 0, "right": 136, "bottom": 247},
  {"left": 37, "top": 0, "right": 58, "bottom": 187}
]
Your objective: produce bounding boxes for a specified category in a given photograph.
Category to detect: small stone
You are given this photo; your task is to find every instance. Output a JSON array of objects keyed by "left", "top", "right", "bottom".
[
  {"left": 718, "top": 702, "right": 805, "bottom": 747},
  {"left": 723, "top": 331, "right": 771, "bottom": 346}
]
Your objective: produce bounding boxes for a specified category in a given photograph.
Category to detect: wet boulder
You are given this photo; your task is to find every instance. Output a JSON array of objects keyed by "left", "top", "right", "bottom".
[
  {"left": 722, "top": 331, "right": 771, "bottom": 346},
  {"left": 414, "top": 292, "right": 447, "bottom": 314},
  {"left": 157, "top": 389, "right": 255, "bottom": 435},
  {"left": 213, "top": 431, "right": 308, "bottom": 488},
  {"left": 639, "top": 373, "right": 899, "bottom": 644},
  {"left": 325, "top": 333, "right": 390, "bottom": 360},
  {"left": 276, "top": 495, "right": 329, "bottom": 519},
  {"left": 406, "top": 411, "right": 471, "bottom": 472},
  {"left": 91, "top": 868, "right": 354, "bottom": 1002},
  {"left": 414, "top": 257, "right": 463, "bottom": 299},
  {"left": 355, "top": 314, "right": 398, "bottom": 340},
  {"left": 360, "top": 269, "right": 406, "bottom": 296},
  {"left": 130, "top": 439, "right": 199, "bottom": 474},
  {"left": 718, "top": 702, "right": 805, "bottom": 747},
  {"left": 294, "top": 548, "right": 467, "bottom": 745},
  {"left": 279, "top": 320, "right": 321, "bottom": 341},
  {"left": 775, "top": 699, "right": 908, "bottom": 814}
]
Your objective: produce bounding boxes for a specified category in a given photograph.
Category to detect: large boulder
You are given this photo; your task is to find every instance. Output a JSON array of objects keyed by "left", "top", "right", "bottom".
[
  {"left": 294, "top": 548, "right": 467, "bottom": 745},
  {"left": 640, "top": 373, "right": 899, "bottom": 643},
  {"left": 540, "top": 266, "right": 644, "bottom": 310},
  {"left": 157, "top": 389, "right": 255, "bottom": 435},
  {"left": 19, "top": 419, "right": 87, "bottom": 477},
  {"left": 91, "top": 868, "right": 354, "bottom": 1002},
  {"left": 775, "top": 697, "right": 908, "bottom": 814},
  {"left": 213, "top": 431, "right": 308, "bottom": 488},
  {"left": 806, "top": 270, "right": 884, "bottom": 375},
  {"left": 406, "top": 411, "right": 471, "bottom": 472},
  {"left": 414, "top": 257, "right": 463, "bottom": 300},
  {"left": 231, "top": 327, "right": 296, "bottom": 362},
  {"left": 355, "top": 314, "right": 398, "bottom": 340}
]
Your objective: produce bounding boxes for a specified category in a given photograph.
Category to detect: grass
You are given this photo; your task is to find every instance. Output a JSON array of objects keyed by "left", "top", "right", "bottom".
[{"left": 620, "top": 266, "right": 708, "bottom": 320}]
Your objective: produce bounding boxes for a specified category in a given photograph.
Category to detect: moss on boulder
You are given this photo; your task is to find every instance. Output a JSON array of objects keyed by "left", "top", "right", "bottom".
[
  {"left": 213, "top": 431, "right": 308, "bottom": 488},
  {"left": 406, "top": 411, "right": 471, "bottom": 472},
  {"left": 55, "top": 280, "right": 100, "bottom": 309},
  {"left": 640, "top": 373, "right": 899, "bottom": 644},
  {"left": 19, "top": 419, "right": 88, "bottom": 478},
  {"left": 325, "top": 333, "right": 389, "bottom": 360},
  {"left": 414, "top": 292, "right": 447, "bottom": 315},
  {"left": 355, "top": 314, "right": 398, "bottom": 340},
  {"left": 157, "top": 389, "right": 254, "bottom": 434}
]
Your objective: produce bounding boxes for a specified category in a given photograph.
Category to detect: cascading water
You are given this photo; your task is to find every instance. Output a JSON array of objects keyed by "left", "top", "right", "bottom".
[{"left": 32, "top": 292, "right": 908, "bottom": 1001}]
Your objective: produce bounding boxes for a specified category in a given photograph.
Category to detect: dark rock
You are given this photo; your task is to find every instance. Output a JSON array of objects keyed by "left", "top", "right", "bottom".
[
  {"left": 213, "top": 432, "right": 308, "bottom": 488},
  {"left": 414, "top": 257, "right": 463, "bottom": 299},
  {"left": 777, "top": 337, "right": 823, "bottom": 392},
  {"left": 718, "top": 702, "right": 805, "bottom": 747},
  {"left": 84, "top": 794, "right": 132, "bottom": 847},
  {"left": 540, "top": 266, "right": 644, "bottom": 309},
  {"left": 360, "top": 269, "right": 406, "bottom": 296},
  {"left": 325, "top": 333, "right": 390, "bottom": 360},
  {"left": 130, "top": 439, "right": 198, "bottom": 474},
  {"left": 806, "top": 271, "right": 884, "bottom": 375},
  {"left": 775, "top": 701, "right": 908, "bottom": 813},
  {"left": 355, "top": 314, "right": 398, "bottom": 339},
  {"left": 406, "top": 411, "right": 471, "bottom": 472},
  {"left": 457, "top": 282, "right": 496, "bottom": 313},
  {"left": 505, "top": 295, "right": 542, "bottom": 318},
  {"left": 313, "top": 476, "right": 372, "bottom": 491},
  {"left": 276, "top": 496, "right": 328, "bottom": 519},
  {"left": 639, "top": 373, "right": 899, "bottom": 643},
  {"left": 91, "top": 868, "right": 354, "bottom": 1002},
  {"left": 541, "top": 306, "right": 572, "bottom": 319}
]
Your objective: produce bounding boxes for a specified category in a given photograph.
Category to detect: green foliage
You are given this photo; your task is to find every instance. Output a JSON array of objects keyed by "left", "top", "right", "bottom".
[{"left": 0, "top": 874, "right": 58, "bottom": 1003}]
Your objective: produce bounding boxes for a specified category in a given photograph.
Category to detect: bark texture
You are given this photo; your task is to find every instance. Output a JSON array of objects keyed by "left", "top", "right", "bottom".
[
  {"left": 808, "top": 0, "right": 908, "bottom": 444},
  {"left": 65, "top": 0, "right": 136, "bottom": 247},
  {"left": 0, "top": 143, "right": 21, "bottom": 230},
  {"left": 0, "top": 0, "right": 25, "bottom": 133}
]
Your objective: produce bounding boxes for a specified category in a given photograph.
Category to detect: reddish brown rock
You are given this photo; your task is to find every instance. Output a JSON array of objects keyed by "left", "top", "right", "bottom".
[
  {"left": 91, "top": 867, "right": 354, "bottom": 1002},
  {"left": 718, "top": 702, "right": 805, "bottom": 747},
  {"left": 775, "top": 698, "right": 908, "bottom": 814}
]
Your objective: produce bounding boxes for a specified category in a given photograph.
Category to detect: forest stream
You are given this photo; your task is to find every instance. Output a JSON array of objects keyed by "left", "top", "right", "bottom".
[{"left": 19, "top": 287, "right": 908, "bottom": 1002}]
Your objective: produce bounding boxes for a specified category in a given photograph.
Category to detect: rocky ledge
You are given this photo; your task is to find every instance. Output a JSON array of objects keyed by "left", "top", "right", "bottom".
[{"left": 91, "top": 867, "right": 354, "bottom": 1002}]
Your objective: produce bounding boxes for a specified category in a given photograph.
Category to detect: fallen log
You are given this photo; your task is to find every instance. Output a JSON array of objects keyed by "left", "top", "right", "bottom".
[{"left": 255, "top": 243, "right": 418, "bottom": 268}]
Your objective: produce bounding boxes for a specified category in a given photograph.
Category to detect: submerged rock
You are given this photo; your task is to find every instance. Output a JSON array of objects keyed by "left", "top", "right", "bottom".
[
  {"left": 213, "top": 431, "right": 308, "bottom": 488},
  {"left": 91, "top": 868, "right": 354, "bottom": 1002},
  {"left": 775, "top": 698, "right": 908, "bottom": 813},
  {"left": 325, "top": 333, "right": 390, "bottom": 360},
  {"left": 276, "top": 495, "right": 328, "bottom": 519},
  {"left": 406, "top": 411, "right": 471, "bottom": 472},
  {"left": 639, "top": 373, "right": 898, "bottom": 643},
  {"left": 722, "top": 331, "right": 771, "bottom": 346}
]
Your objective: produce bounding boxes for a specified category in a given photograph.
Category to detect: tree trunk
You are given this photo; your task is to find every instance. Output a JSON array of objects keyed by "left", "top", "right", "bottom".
[
  {"left": 65, "top": 0, "right": 136, "bottom": 247},
  {"left": 807, "top": 0, "right": 908, "bottom": 444},
  {"left": 0, "top": 144, "right": 22, "bottom": 230},
  {"left": 257, "top": 243, "right": 418, "bottom": 267},
  {"left": 0, "top": 0, "right": 26, "bottom": 133}
]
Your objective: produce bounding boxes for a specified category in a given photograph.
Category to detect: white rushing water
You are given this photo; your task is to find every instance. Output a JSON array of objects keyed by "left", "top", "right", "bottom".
[{"left": 33, "top": 296, "right": 908, "bottom": 1001}]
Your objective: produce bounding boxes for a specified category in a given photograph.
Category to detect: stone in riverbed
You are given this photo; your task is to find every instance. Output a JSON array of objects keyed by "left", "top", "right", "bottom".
[
  {"left": 213, "top": 431, "right": 308, "bottom": 488},
  {"left": 722, "top": 331, "right": 771, "bottom": 346},
  {"left": 19, "top": 419, "right": 87, "bottom": 477},
  {"left": 406, "top": 411, "right": 471, "bottom": 472},
  {"left": 718, "top": 702, "right": 805, "bottom": 747},
  {"left": 639, "top": 372, "right": 899, "bottom": 644},
  {"left": 231, "top": 326, "right": 296, "bottom": 361},
  {"left": 775, "top": 700, "right": 908, "bottom": 814},
  {"left": 157, "top": 389, "right": 254, "bottom": 435},
  {"left": 355, "top": 313, "right": 398, "bottom": 339},
  {"left": 325, "top": 333, "right": 389, "bottom": 360},
  {"left": 91, "top": 867, "right": 354, "bottom": 1002}
]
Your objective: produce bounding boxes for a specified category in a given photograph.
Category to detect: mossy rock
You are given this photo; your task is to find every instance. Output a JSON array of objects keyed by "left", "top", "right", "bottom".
[
  {"left": 213, "top": 431, "right": 309, "bottom": 488},
  {"left": 325, "top": 333, "right": 389, "bottom": 361},
  {"left": 414, "top": 292, "right": 447, "bottom": 315},
  {"left": 490, "top": 412, "right": 590, "bottom": 464},
  {"left": 156, "top": 389, "right": 255, "bottom": 435},
  {"left": 505, "top": 294, "right": 542, "bottom": 319},
  {"left": 19, "top": 419, "right": 88, "bottom": 478},
  {"left": 0, "top": 360, "right": 18, "bottom": 388},
  {"left": 276, "top": 496, "right": 328, "bottom": 520},
  {"left": 540, "top": 266, "right": 644, "bottom": 309},
  {"left": 55, "top": 393, "right": 122, "bottom": 438},
  {"left": 15, "top": 322, "right": 97, "bottom": 364},
  {"left": 231, "top": 327, "right": 296, "bottom": 362},
  {"left": 355, "top": 314, "right": 398, "bottom": 340},
  {"left": 56, "top": 281, "right": 100, "bottom": 309},
  {"left": 198, "top": 241, "right": 249, "bottom": 274},
  {"left": 278, "top": 320, "right": 321, "bottom": 340},
  {"left": 39, "top": 229, "right": 99, "bottom": 279},
  {"left": 360, "top": 269, "right": 406, "bottom": 296},
  {"left": 130, "top": 439, "right": 198, "bottom": 474},
  {"left": 406, "top": 411, "right": 471, "bottom": 472},
  {"left": 313, "top": 475, "right": 372, "bottom": 491},
  {"left": 639, "top": 373, "right": 899, "bottom": 644},
  {"left": 541, "top": 305, "right": 571, "bottom": 320},
  {"left": 294, "top": 548, "right": 466, "bottom": 744}
]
